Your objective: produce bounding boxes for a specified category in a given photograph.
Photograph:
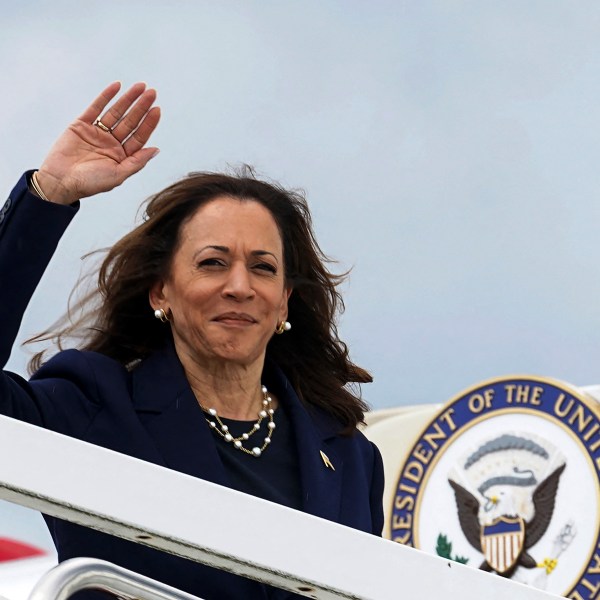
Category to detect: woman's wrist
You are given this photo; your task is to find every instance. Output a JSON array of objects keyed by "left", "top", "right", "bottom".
[
  {"left": 29, "top": 171, "right": 52, "bottom": 202},
  {"left": 32, "top": 170, "right": 78, "bottom": 205}
]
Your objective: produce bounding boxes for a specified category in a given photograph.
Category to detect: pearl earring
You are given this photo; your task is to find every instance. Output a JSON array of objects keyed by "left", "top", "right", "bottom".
[
  {"left": 154, "top": 308, "right": 170, "bottom": 323},
  {"left": 275, "top": 320, "right": 291, "bottom": 334}
]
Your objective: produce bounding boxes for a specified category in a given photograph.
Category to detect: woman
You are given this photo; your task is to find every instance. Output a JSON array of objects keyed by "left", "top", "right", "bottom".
[{"left": 0, "top": 83, "right": 384, "bottom": 600}]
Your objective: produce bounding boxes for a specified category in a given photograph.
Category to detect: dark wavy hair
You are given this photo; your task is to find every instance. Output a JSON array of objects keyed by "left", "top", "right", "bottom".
[{"left": 28, "top": 170, "right": 372, "bottom": 430}]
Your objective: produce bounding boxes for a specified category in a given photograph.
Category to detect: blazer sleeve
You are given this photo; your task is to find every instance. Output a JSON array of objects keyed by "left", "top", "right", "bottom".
[
  {"left": 0, "top": 171, "right": 81, "bottom": 426},
  {"left": 369, "top": 440, "right": 385, "bottom": 536}
]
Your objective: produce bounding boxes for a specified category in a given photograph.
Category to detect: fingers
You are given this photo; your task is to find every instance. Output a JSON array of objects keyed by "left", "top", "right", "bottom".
[
  {"left": 73, "top": 81, "right": 161, "bottom": 179},
  {"left": 122, "top": 106, "right": 161, "bottom": 156},
  {"left": 78, "top": 81, "right": 160, "bottom": 156},
  {"left": 90, "top": 83, "right": 160, "bottom": 156},
  {"left": 116, "top": 147, "right": 161, "bottom": 181},
  {"left": 78, "top": 81, "right": 123, "bottom": 124},
  {"left": 111, "top": 88, "right": 157, "bottom": 143},
  {"left": 95, "top": 82, "right": 148, "bottom": 131}
]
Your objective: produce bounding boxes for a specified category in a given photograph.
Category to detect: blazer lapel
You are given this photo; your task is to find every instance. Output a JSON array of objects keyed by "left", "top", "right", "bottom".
[
  {"left": 130, "top": 343, "right": 229, "bottom": 488},
  {"left": 130, "top": 348, "right": 345, "bottom": 522},
  {"left": 266, "top": 362, "right": 344, "bottom": 523}
]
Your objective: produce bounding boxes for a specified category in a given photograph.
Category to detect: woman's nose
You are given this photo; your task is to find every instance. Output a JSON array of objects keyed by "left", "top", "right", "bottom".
[{"left": 222, "top": 263, "right": 255, "bottom": 300}]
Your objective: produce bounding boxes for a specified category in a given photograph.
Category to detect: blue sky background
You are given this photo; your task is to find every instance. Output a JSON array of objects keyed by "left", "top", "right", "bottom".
[{"left": 2, "top": 1, "right": 600, "bottom": 547}]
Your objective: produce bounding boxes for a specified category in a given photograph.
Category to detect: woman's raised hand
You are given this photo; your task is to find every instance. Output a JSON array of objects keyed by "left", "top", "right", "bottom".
[{"left": 36, "top": 82, "right": 161, "bottom": 205}]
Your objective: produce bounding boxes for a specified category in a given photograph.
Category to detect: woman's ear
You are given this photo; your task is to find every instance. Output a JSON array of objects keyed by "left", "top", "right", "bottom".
[
  {"left": 149, "top": 280, "right": 166, "bottom": 310},
  {"left": 279, "top": 286, "right": 293, "bottom": 321}
]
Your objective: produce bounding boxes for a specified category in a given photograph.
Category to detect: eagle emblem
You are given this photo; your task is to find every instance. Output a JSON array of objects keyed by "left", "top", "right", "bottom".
[{"left": 449, "top": 433, "right": 566, "bottom": 578}]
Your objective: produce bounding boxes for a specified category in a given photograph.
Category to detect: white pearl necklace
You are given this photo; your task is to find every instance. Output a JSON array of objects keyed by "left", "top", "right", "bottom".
[{"left": 203, "top": 385, "right": 276, "bottom": 457}]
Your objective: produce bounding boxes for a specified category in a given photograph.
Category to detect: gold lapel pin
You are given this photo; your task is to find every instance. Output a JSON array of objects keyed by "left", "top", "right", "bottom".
[{"left": 320, "top": 450, "right": 335, "bottom": 471}]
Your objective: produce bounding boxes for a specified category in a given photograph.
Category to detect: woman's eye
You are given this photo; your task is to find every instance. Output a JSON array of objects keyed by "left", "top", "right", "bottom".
[
  {"left": 254, "top": 262, "right": 277, "bottom": 274},
  {"left": 198, "top": 258, "right": 226, "bottom": 268}
]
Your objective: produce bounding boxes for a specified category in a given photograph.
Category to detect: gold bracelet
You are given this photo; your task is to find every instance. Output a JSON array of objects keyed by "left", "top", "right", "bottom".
[{"left": 30, "top": 171, "right": 51, "bottom": 202}]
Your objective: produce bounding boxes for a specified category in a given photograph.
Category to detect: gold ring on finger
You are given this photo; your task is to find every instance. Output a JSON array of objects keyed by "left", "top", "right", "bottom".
[{"left": 94, "top": 119, "right": 112, "bottom": 133}]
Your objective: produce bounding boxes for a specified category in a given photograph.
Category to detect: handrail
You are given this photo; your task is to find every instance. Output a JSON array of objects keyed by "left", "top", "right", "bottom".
[
  {"left": 28, "top": 558, "right": 204, "bottom": 600},
  {"left": 0, "top": 415, "right": 563, "bottom": 600}
]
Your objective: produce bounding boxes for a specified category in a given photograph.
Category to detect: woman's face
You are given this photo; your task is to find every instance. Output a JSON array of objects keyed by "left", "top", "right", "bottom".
[{"left": 150, "top": 196, "right": 291, "bottom": 368}]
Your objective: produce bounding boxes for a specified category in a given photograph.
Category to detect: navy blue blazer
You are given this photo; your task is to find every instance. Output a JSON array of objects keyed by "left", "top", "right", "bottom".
[{"left": 0, "top": 173, "right": 384, "bottom": 600}]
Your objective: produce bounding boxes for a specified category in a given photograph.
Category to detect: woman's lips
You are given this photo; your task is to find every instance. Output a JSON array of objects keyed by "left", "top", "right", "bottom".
[{"left": 213, "top": 312, "right": 257, "bottom": 325}]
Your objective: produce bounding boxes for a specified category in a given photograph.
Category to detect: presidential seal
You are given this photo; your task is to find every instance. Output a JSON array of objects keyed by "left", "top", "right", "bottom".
[{"left": 390, "top": 376, "right": 600, "bottom": 599}]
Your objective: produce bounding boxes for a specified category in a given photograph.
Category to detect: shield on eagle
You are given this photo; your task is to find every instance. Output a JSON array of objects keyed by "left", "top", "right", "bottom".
[{"left": 480, "top": 516, "right": 525, "bottom": 574}]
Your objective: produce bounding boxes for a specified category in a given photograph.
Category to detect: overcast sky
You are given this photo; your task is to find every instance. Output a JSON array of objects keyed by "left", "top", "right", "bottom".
[{"left": 2, "top": 0, "right": 600, "bottom": 548}]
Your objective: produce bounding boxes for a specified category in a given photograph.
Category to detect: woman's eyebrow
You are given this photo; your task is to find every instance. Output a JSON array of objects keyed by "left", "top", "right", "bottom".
[
  {"left": 196, "top": 245, "right": 229, "bottom": 254},
  {"left": 252, "top": 250, "right": 279, "bottom": 263},
  {"left": 194, "top": 246, "right": 279, "bottom": 263}
]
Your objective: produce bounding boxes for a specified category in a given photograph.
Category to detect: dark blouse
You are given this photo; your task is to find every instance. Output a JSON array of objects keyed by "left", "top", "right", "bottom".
[{"left": 211, "top": 404, "right": 303, "bottom": 511}]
